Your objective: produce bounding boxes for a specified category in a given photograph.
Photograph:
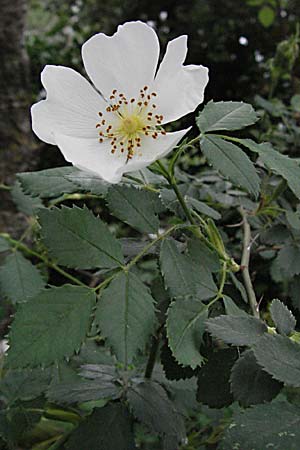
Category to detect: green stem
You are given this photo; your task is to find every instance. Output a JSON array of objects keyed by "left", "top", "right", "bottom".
[
  {"left": 0, "top": 183, "right": 11, "bottom": 191},
  {"left": 49, "top": 193, "right": 100, "bottom": 207},
  {"left": 206, "top": 261, "right": 227, "bottom": 309},
  {"left": 0, "top": 234, "right": 86, "bottom": 287},
  {"left": 170, "top": 179, "right": 196, "bottom": 225},
  {"left": 238, "top": 207, "right": 260, "bottom": 318},
  {"left": 126, "top": 225, "right": 178, "bottom": 271}
]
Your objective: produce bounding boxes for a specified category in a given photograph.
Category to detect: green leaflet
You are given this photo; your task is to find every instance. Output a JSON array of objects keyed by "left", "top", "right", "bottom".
[
  {"left": 160, "top": 239, "right": 217, "bottom": 300},
  {"left": 107, "top": 184, "right": 162, "bottom": 233},
  {"left": 166, "top": 298, "right": 207, "bottom": 368},
  {"left": 95, "top": 271, "right": 157, "bottom": 365},
  {"left": 39, "top": 205, "right": 124, "bottom": 269},
  {"left": 7, "top": 285, "right": 95, "bottom": 368},
  {"left": 197, "top": 101, "right": 258, "bottom": 132},
  {"left": 201, "top": 135, "right": 260, "bottom": 197},
  {"left": 0, "top": 251, "right": 45, "bottom": 303}
]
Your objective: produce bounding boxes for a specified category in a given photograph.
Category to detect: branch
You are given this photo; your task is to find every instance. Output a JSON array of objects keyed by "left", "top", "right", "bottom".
[{"left": 238, "top": 207, "right": 260, "bottom": 318}]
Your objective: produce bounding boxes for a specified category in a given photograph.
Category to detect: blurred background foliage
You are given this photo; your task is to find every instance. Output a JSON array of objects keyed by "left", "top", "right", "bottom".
[{"left": 27, "top": 0, "right": 300, "bottom": 102}]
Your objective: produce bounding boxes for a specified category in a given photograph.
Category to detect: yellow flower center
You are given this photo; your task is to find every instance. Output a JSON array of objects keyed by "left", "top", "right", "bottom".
[
  {"left": 120, "top": 115, "right": 143, "bottom": 135},
  {"left": 96, "top": 86, "right": 166, "bottom": 162}
]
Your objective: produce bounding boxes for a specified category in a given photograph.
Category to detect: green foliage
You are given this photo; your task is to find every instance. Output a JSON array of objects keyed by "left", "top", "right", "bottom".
[
  {"left": 258, "top": 5, "right": 275, "bottom": 28},
  {"left": 166, "top": 298, "right": 207, "bottom": 368},
  {"left": 128, "top": 380, "right": 186, "bottom": 444},
  {"left": 7, "top": 285, "right": 95, "bottom": 367},
  {"left": 4, "top": 20, "right": 300, "bottom": 447},
  {"left": 200, "top": 136, "right": 260, "bottom": 197},
  {"left": 197, "top": 349, "right": 237, "bottom": 408},
  {"left": 11, "top": 181, "right": 44, "bottom": 216},
  {"left": 197, "top": 101, "right": 258, "bottom": 133},
  {"left": 242, "top": 139, "right": 300, "bottom": 199},
  {"left": 206, "top": 315, "right": 267, "bottom": 345},
  {"left": 48, "top": 364, "right": 121, "bottom": 404},
  {"left": 95, "top": 271, "right": 156, "bottom": 365},
  {"left": 18, "top": 167, "right": 80, "bottom": 198},
  {"left": 270, "top": 299, "right": 296, "bottom": 336},
  {"left": 253, "top": 334, "right": 300, "bottom": 387},
  {"left": 0, "top": 237, "right": 10, "bottom": 252},
  {"left": 160, "top": 239, "right": 217, "bottom": 300},
  {"left": 230, "top": 350, "right": 282, "bottom": 407},
  {"left": 0, "top": 251, "right": 45, "bottom": 303},
  {"left": 107, "top": 185, "right": 162, "bottom": 233},
  {"left": 65, "top": 403, "right": 135, "bottom": 450},
  {"left": 219, "top": 401, "right": 300, "bottom": 450},
  {"left": 39, "top": 206, "right": 124, "bottom": 269}
]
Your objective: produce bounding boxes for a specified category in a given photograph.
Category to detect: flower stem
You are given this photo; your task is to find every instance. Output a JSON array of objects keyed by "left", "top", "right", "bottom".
[
  {"left": 170, "top": 179, "right": 196, "bottom": 225},
  {"left": 238, "top": 207, "right": 260, "bottom": 318},
  {"left": 0, "top": 233, "right": 86, "bottom": 287}
]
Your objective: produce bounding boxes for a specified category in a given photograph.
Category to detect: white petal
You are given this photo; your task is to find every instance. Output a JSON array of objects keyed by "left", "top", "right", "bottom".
[
  {"left": 54, "top": 133, "right": 127, "bottom": 183},
  {"left": 118, "top": 127, "right": 190, "bottom": 175},
  {"left": 82, "top": 21, "right": 160, "bottom": 100},
  {"left": 31, "top": 65, "right": 106, "bottom": 145},
  {"left": 153, "top": 36, "right": 209, "bottom": 124}
]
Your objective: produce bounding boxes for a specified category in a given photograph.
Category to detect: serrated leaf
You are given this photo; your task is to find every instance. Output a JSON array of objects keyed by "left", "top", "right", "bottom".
[
  {"left": 18, "top": 167, "right": 79, "bottom": 198},
  {"left": 0, "top": 237, "right": 11, "bottom": 253},
  {"left": 185, "top": 196, "right": 221, "bottom": 220},
  {"left": 223, "top": 296, "right": 248, "bottom": 317},
  {"left": 201, "top": 136, "right": 260, "bottom": 197},
  {"left": 253, "top": 334, "right": 300, "bottom": 387},
  {"left": 160, "top": 239, "right": 217, "bottom": 300},
  {"left": 0, "top": 368, "right": 52, "bottom": 404},
  {"left": 188, "top": 239, "right": 220, "bottom": 272},
  {"left": 241, "top": 139, "right": 300, "bottom": 199},
  {"left": 66, "top": 170, "right": 108, "bottom": 195},
  {"left": 7, "top": 285, "right": 95, "bottom": 368},
  {"left": 276, "top": 244, "right": 300, "bottom": 278},
  {"left": 39, "top": 206, "right": 124, "bottom": 269},
  {"left": 160, "top": 342, "right": 195, "bottom": 380},
  {"left": 206, "top": 315, "right": 267, "bottom": 346},
  {"left": 0, "top": 252, "right": 45, "bottom": 303},
  {"left": 95, "top": 271, "right": 156, "bottom": 365},
  {"left": 197, "top": 101, "right": 258, "bottom": 133},
  {"left": 197, "top": 348, "right": 237, "bottom": 408},
  {"left": 107, "top": 185, "right": 162, "bottom": 233},
  {"left": 270, "top": 299, "right": 296, "bottom": 336},
  {"left": 258, "top": 5, "right": 275, "bottom": 27},
  {"left": 230, "top": 273, "right": 248, "bottom": 303},
  {"left": 11, "top": 181, "right": 44, "bottom": 216},
  {"left": 219, "top": 401, "right": 300, "bottom": 450},
  {"left": 166, "top": 298, "right": 207, "bottom": 368},
  {"left": 128, "top": 380, "right": 186, "bottom": 441},
  {"left": 290, "top": 276, "right": 300, "bottom": 311},
  {"left": 47, "top": 365, "right": 120, "bottom": 404},
  {"left": 65, "top": 403, "right": 135, "bottom": 450},
  {"left": 230, "top": 350, "right": 282, "bottom": 407}
]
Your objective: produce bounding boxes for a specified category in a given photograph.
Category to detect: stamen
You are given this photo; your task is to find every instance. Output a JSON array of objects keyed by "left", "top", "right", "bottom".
[{"left": 96, "top": 86, "right": 165, "bottom": 160}]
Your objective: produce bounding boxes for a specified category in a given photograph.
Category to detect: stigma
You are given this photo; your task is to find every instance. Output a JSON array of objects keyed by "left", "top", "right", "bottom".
[{"left": 95, "top": 86, "right": 166, "bottom": 162}]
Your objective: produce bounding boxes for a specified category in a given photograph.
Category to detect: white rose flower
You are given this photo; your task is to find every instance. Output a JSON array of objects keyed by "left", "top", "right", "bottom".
[{"left": 31, "top": 21, "right": 209, "bottom": 183}]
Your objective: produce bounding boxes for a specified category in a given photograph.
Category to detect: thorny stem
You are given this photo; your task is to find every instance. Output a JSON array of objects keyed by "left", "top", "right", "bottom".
[
  {"left": 238, "top": 207, "right": 260, "bottom": 318},
  {"left": 0, "top": 233, "right": 86, "bottom": 287}
]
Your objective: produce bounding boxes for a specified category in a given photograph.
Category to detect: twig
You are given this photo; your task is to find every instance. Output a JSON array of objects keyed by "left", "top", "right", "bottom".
[{"left": 238, "top": 207, "right": 260, "bottom": 318}]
